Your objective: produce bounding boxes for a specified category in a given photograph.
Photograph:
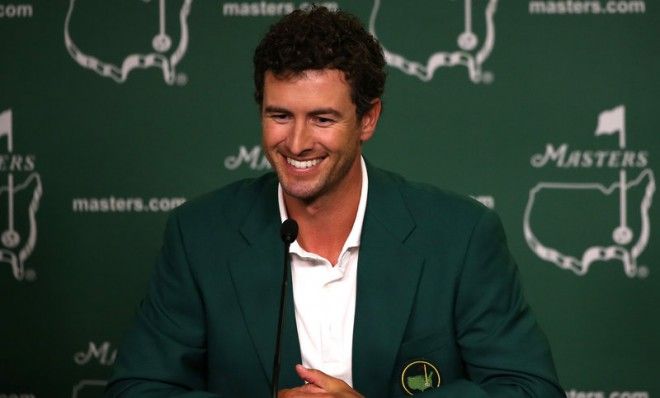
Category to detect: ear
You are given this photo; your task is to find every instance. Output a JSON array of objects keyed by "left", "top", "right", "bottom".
[{"left": 359, "top": 98, "right": 382, "bottom": 143}]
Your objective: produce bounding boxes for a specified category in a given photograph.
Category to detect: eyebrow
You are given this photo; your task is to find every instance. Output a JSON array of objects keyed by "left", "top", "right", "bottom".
[
  {"left": 263, "top": 106, "right": 291, "bottom": 114},
  {"left": 309, "top": 108, "right": 342, "bottom": 118},
  {"left": 263, "top": 106, "right": 342, "bottom": 118}
]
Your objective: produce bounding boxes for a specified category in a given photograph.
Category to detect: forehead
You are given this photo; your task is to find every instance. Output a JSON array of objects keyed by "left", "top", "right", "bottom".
[
  {"left": 267, "top": 68, "right": 349, "bottom": 85},
  {"left": 262, "top": 69, "right": 353, "bottom": 107}
]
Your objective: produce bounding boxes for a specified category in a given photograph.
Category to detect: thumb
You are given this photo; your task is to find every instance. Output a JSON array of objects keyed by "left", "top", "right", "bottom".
[{"left": 295, "top": 364, "right": 332, "bottom": 389}]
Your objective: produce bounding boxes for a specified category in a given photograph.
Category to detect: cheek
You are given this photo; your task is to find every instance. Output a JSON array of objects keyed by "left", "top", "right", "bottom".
[
  {"left": 324, "top": 130, "right": 361, "bottom": 152},
  {"left": 262, "top": 122, "right": 287, "bottom": 147}
]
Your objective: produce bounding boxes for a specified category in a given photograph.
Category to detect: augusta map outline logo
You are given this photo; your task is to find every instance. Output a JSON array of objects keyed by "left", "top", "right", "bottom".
[
  {"left": 64, "top": 0, "right": 192, "bottom": 85},
  {"left": 71, "top": 379, "right": 106, "bottom": 398},
  {"left": 368, "top": 0, "right": 497, "bottom": 83},
  {"left": 0, "top": 109, "right": 42, "bottom": 282},
  {"left": 524, "top": 106, "right": 655, "bottom": 278}
]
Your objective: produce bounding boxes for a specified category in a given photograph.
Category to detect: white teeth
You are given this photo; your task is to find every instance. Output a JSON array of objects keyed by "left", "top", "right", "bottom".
[{"left": 287, "top": 157, "right": 321, "bottom": 169}]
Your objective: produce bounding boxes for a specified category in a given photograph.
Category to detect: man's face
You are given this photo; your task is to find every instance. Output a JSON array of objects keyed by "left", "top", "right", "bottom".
[{"left": 261, "top": 69, "right": 379, "bottom": 203}]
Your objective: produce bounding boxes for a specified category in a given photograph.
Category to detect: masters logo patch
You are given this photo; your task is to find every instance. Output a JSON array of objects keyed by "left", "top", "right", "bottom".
[{"left": 400, "top": 359, "right": 441, "bottom": 395}]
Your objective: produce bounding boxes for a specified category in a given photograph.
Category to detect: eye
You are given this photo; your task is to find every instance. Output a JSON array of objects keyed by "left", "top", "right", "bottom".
[
  {"left": 269, "top": 113, "right": 291, "bottom": 123},
  {"left": 314, "top": 116, "right": 335, "bottom": 126}
]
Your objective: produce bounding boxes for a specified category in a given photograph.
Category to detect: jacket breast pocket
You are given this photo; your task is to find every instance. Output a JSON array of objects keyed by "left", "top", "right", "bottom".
[
  {"left": 391, "top": 331, "right": 460, "bottom": 397},
  {"left": 398, "top": 331, "right": 449, "bottom": 360}
]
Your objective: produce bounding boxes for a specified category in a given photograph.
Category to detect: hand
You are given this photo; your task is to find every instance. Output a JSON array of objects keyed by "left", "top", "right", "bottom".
[{"left": 278, "top": 364, "right": 364, "bottom": 397}]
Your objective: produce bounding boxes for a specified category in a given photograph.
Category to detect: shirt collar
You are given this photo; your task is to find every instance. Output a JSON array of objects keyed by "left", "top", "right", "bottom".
[{"left": 278, "top": 156, "right": 369, "bottom": 254}]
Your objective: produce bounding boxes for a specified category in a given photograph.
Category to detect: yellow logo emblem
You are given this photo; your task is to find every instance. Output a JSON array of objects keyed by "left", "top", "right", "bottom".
[{"left": 400, "top": 359, "right": 441, "bottom": 395}]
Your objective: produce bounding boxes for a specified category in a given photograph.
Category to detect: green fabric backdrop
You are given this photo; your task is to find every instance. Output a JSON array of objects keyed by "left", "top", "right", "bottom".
[{"left": 1, "top": 1, "right": 657, "bottom": 397}]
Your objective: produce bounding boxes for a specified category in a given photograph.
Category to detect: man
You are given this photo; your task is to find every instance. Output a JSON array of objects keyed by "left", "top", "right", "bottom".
[{"left": 107, "top": 6, "right": 563, "bottom": 397}]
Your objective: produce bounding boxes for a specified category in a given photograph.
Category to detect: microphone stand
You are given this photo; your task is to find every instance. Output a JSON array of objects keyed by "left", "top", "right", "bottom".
[{"left": 272, "top": 219, "right": 298, "bottom": 398}]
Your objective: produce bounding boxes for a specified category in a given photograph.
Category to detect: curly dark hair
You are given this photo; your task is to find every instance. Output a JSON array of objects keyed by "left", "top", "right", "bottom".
[{"left": 253, "top": 6, "right": 386, "bottom": 118}]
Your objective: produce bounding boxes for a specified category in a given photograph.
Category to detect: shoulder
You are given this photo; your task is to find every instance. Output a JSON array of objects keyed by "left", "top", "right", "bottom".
[
  {"left": 368, "top": 164, "right": 490, "bottom": 228},
  {"left": 365, "top": 164, "right": 504, "bottom": 260},
  {"left": 168, "top": 172, "right": 278, "bottom": 231}
]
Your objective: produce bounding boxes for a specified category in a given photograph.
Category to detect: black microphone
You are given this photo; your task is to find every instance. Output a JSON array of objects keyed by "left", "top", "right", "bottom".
[
  {"left": 280, "top": 219, "right": 298, "bottom": 245},
  {"left": 272, "top": 219, "right": 298, "bottom": 398}
]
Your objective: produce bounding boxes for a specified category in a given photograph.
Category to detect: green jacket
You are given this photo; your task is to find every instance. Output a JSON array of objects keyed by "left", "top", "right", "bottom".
[{"left": 106, "top": 165, "right": 563, "bottom": 397}]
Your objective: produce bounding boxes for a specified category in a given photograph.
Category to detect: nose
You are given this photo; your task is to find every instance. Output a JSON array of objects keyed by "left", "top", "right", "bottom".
[{"left": 286, "top": 120, "right": 313, "bottom": 156}]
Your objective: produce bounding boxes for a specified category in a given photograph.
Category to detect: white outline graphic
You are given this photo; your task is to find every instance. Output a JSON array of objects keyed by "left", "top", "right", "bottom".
[
  {"left": 0, "top": 109, "right": 42, "bottom": 281},
  {"left": 369, "top": 0, "right": 497, "bottom": 83},
  {"left": 73, "top": 341, "right": 117, "bottom": 366},
  {"left": 64, "top": 0, "right": 192, "bottom": 85},
  {"left": 524, "top": 106, "right": 655, "bottom": 277},
  {"left": 71, "top": 379, "right": 106, "bottom": 398}
]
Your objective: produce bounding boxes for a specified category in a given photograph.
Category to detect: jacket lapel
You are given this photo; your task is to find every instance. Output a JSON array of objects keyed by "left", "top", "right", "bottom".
[
  {"left": 352, "top": 166, "right": 424, "bottom": 398},
  {"left": 227, "top": 166, "right": 423, "bottom": 396},
  {"left": 228, "top": 178, "right": 302, "bottom": 390}
]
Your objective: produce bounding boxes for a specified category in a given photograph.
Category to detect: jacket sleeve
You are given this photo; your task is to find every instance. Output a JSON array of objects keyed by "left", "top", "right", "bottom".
[
  {"left": 105, "top": 211, "right": 221, "bottom": 397},
  {"left": 426, "top": 209, "right": 563, "bottom": 397}
]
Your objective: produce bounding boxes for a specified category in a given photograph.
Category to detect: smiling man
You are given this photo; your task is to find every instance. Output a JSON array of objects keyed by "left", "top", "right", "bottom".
[
  {"left": 107, "top": 6, "right": 563, "bottom": 398},
  {"left": 260, "top": 68, "right": 378, "bottom": 265}
]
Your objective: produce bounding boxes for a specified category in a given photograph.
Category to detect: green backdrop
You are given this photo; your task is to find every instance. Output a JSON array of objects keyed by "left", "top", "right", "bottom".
[{"left": 1, "top": 1, "right": 657, "bottom": 397}]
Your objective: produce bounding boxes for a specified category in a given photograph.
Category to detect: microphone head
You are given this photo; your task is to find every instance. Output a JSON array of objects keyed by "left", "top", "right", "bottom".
[{"left": 280, "top": 219, "right": 299, "bottom": 244}]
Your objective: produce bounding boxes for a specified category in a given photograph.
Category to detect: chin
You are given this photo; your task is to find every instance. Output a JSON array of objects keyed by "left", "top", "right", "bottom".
[
  {"left": 283, "top": 176, "right": 331, "bottom": 199},
  {"left": 282, "top": 185, "right": 319, "bottom": 202}
]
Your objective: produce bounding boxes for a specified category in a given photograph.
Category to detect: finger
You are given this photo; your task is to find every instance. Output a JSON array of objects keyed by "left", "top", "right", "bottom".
[
  {"left": 295, "top": 365, "right": 344, "bottom": 391},
  {"left": 295, "top": 364, "right": 324, "bottom": 386},
  {"left": 298, "top": 383, "right": 327, "bottom": 393},
  {"left": 278, "top": 385, "right": 327, "bottom": 397}
]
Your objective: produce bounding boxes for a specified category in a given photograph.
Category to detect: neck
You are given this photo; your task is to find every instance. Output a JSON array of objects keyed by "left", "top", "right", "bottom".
[{"left": 283, "top": 160, "right": 363, "bottom": 265}]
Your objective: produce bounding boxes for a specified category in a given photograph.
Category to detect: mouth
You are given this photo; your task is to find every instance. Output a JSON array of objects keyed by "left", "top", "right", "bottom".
[{"left": 286, "top": 157, "right": 323, "bottom": 170}]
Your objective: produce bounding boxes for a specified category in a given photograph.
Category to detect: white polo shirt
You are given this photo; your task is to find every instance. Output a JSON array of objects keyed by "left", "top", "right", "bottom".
[{"left": 277, "top": 157, "right": 368, "bottom": 387}]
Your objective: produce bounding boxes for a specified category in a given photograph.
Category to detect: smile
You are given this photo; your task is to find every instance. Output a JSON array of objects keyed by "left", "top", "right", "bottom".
[{"left": 286, "top": 157, "right": 322, "bottom": 169}]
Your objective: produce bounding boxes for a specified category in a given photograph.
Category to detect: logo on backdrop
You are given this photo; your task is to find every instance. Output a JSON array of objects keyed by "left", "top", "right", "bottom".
[
  {"left": 64, "top": 0, "right": 192, "bottom": 85},
  {"left": 224, "top": 145, "right": 271, "bottom": 171},
  {"left": 71, "top": 342, "right": 115, "bottom": 398},
  {"left": 221, "top": 1, "right": 338, "bottom": 16},
  {"left": 74, "top": 341, "right": 117, "bottom": 366},
  {"left": 524, "top": 105, "right": 655, "bottom": 278},
  {"left": 71, "top": 380, "right": 106, "bottom": 398},
  {"left": 471, "top": 195, "right": 495, "bottom": 209},
  {"left": 0, "top": 3, "right": 34, "bottom": 18},
  {"left": 369, "top": 0, "right": 497, "bottom": 83},
  {"left": 0, "top": 109, "right": 42, "bottom": 282}
]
